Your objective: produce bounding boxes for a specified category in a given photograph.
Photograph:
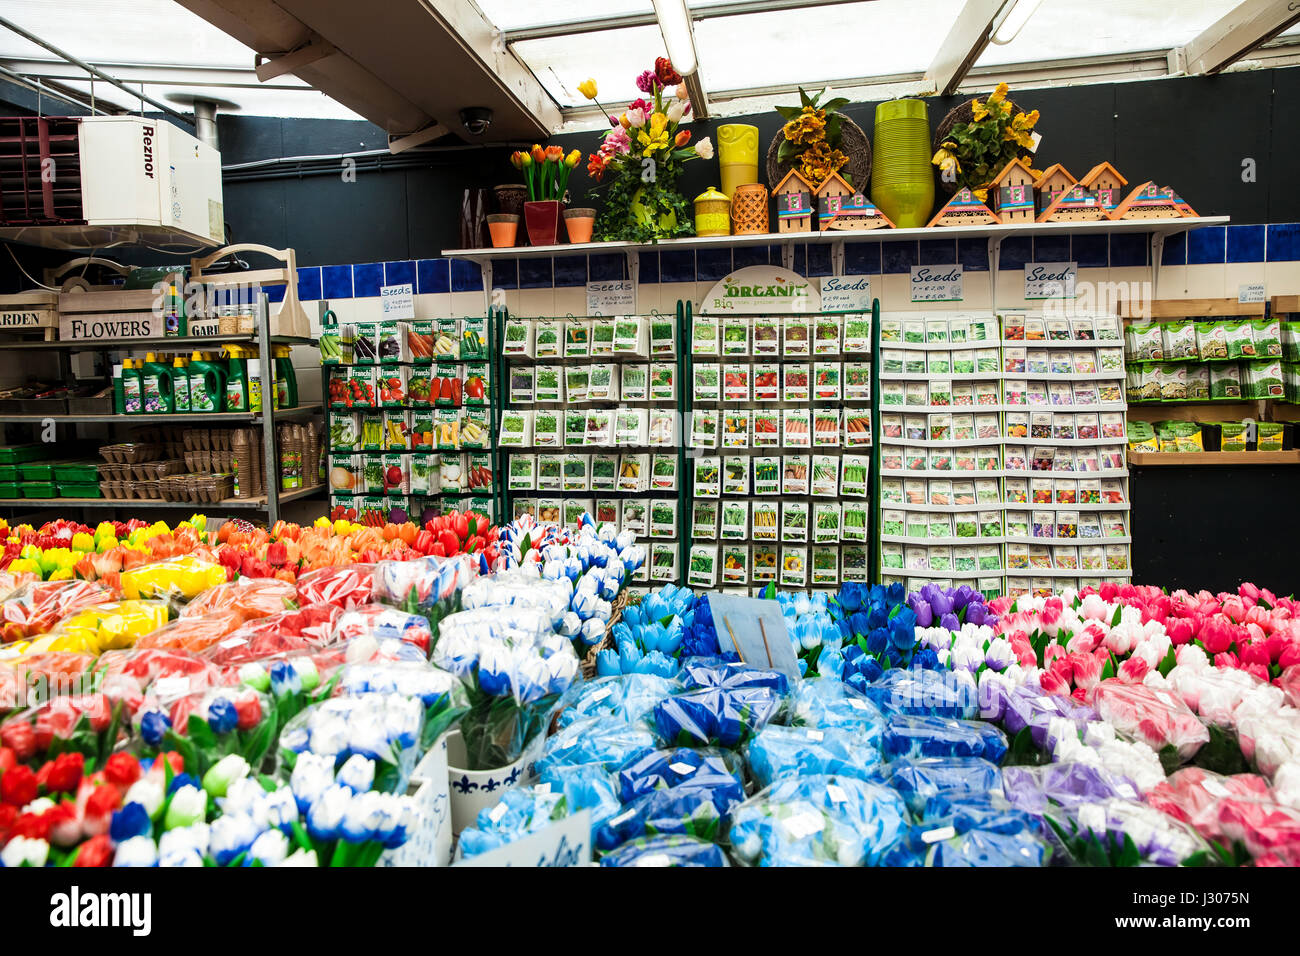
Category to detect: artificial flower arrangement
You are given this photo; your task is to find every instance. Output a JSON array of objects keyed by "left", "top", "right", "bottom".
[
  {"left": 931, "top": 82, "right": 1041, "bottom": 201},
  {"left": 510, "top": 145, "right": 582, "bottom": 203},
  {"left": 774, "top": 86, "right": 853, "bottom": 186},
  {"left": 580, "top": 58, "right": 714, "bottom": 242}
]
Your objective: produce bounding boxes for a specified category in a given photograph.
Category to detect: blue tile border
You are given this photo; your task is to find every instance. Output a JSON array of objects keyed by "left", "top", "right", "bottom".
[{"left": 303, "top": 223, "right": 1300, "bottom": 306}]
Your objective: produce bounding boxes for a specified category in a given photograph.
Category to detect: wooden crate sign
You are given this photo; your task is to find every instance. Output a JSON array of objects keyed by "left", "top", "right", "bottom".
[
  {"left": 0, "top": 307, "right": 55, "bottom": 329},
  {"left": 59, "top": 312, "right": 163, "bottom": 340}
]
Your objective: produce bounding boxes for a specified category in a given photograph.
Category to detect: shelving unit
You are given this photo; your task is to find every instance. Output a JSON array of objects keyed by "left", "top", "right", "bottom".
[
  {"left": 1128, "top": 450, "right": 1300, "bottom": 466},
  {"left": 0, "top": 294, "right": 324, "bottom": 523}
]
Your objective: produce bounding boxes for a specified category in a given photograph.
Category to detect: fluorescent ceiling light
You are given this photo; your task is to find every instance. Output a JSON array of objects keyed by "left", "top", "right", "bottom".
[
  {"left": 991, "top": 0, "right": 1043, "bottom": 44},
  {"left": 651, "top": 0, "right": 699, "bottom": 75}
]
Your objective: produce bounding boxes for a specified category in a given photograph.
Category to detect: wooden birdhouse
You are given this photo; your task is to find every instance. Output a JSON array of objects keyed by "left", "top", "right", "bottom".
[
  {"left": 773, "top": 169, "right": 815, "bottom": 233},
  {"left": 815, "top": 172, "right": 895, "bottom": 231},
  {"left": 1161, "top": 186, "right": 1199, "bottom": 218},
  {"left": 1032, "top": 164, "right": 1076, "bottom": 215},
  {"left": 1079, "top": 162, "right": 1128, "bottom": 212},
  {"left": 926, "top": 188, "right": 999, "bottom": 228},
  {"left": 988, "top": 158, "right": 1037, "bottom": 224},
  {"left": 1109, "top": 182, "right": 1184, "bottom": 220},
  {"left": 1037, "top": 183, "right": 1107, "bottom": 222}
]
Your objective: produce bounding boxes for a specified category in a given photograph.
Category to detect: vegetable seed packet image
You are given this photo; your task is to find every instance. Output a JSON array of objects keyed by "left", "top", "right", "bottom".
[{"left": 881, "top": 477, "right": 904, "bottom": 503}]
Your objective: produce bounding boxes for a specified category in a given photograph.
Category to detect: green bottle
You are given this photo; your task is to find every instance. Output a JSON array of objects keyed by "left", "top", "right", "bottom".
[
  {"left": 172, "top": 356, "right": 191, "bottom": 412},
  {"left": 122, "top": 359, "right": 143, "bottom": 414},
  {"left": 140, "top": 352, "right": 174, "bottom": 414},
  {"left": 188, "top": 350, "right": 226, "bottom": 413},
  {"left": 273, "top": 345, "right": 298, "bottom": 409},
  {"left": 224, "top": 345, "right": 249, "bottom": 412}
]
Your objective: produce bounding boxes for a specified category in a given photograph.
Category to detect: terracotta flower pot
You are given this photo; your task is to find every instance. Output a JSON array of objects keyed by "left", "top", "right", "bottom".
[
  {"left": 486, "top": 213, "right": 519, "bottom": 248},
  {"left": 563, "top": 207, "right": 596, "bottom": 244},
  {"left": 524, "top": 199, "right": 563, "bottom": 247}
]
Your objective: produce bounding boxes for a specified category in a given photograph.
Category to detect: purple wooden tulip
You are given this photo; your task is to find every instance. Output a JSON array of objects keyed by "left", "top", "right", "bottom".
[
  {"left": 965, "top": 602, "right": 987, "bottom": 626},
  {"left": 940, "top": 612, "right": 960, "bottom": 631},
  {"left": 930, "top": 591, "right": 955, "bottom": 617},
  {"left": 909, "top": 594, "right": 933, "bottom": 628},
  {"left": 952, "top": 585, "right": 974, "bottom": 610}
]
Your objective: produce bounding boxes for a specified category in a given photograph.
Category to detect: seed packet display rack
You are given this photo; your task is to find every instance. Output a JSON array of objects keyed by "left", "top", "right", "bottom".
[
  {"left": 323, "top": 311, "right": 499, "bottom": 525},
  {"left": 682, "top": 301, "right": 881, "bottom": 595},
  {"left": 877, "top": 310, "right": 1134, "bottom": 599},
  {"left": 492, "top": 307, "right": 688, "bottom": 585}
]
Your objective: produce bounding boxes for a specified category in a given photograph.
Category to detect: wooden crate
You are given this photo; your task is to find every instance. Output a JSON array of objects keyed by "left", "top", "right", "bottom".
[{"left": 0, "top": 291, "right": 58, "bottom": 341}]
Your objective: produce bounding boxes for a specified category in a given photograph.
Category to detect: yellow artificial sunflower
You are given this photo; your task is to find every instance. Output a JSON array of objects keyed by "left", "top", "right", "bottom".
[
  {"left": 782, "top": 106, "right": 827, "bottom": 146},
  {"left": 971, "top": 98, "right": 989, "bottom": 122}
]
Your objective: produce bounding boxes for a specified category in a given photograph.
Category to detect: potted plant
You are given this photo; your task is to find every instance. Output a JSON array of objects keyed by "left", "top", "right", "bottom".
[
  {"left": 767, "top": 86, "right": 869, "bottom": 190},
  {"left": 512, "top": 145, "right": 581, "bottom": 247},
  {"left": 580, "top": 60, "right": 714, "bottom": 242},
  {"left": 931, "top": 82, "right": 1041, "bottom": 199},
  {"left": 564, "top": 207, "right": 597, "bottom": 243}
]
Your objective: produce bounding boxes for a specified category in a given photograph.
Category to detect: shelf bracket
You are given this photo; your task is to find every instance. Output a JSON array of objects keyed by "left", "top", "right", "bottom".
[
  {"left": 987, "top": 235, "right": 1002, "bottom": 315},
  {"left": 256, "top": 292, "right": 279, "bottom": 526},
  {"left": 1149, "top": 231, "right": 1167, "bottom": 302},
  {"left": 830, "top": 239, "right": 845, "bottom": 278},
  {"left": 480, "top": 260, "right": 494, "bottom": 316},
  {"left": 781, "top": 241, "right": 795, "bottom": 272},
  {"left": 625, "top": 250, "right": 640, "bottom": 313}
]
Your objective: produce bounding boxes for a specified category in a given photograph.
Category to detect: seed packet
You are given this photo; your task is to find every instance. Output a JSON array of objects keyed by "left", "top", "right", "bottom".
[
  {"left": 882, "top": 413, "right": 904, "bottom": 440},
  {"left": 1244, "top": 359, "right": 1285, "bottom": 399},
  {"left": 564, "top": 365, "right": 590, "bottom": 404},
  {"left": 1005, "top": 510, "right": 1029, "bottom": 538},
  {"left": 642, "top": 314, "right": 674, "bottom": 357},
  {"left": 928, "top": 448, "right": 953, "bottom": 472},
  {"left": 589, "top": 317, "right": 616, "bottom": 357},
  {"left": 782, "top": 502, "right": 809, "bottom": 543},
  {"left": 1052, "top": 546, "right": 1079, "bottom": 570},
  {"left": 840, "top": 362, "right": 871, "bottom": 402},
  {"left": 1025, "top": 348, "right": 1048, "bottom": 374},
  {"left": 1078, "top": 513, "right": 1102, "bottom": 539},
  {"left": 782, "top": 455, "right": 810, "bottom": 495},
  {"left": 563, "top": 318, "right": 592, "bottom": 358},
  {"left": 1224, "top": 319, "right": 1256, "bottom": 360},
  {"left": 1127, "top": 323, "right": 1163, "bottom": 361},
  {"left": 610, "top": 408, "right": 644, "bottom": 447},
  {"left": 842, "top": 499, "right": 868, "bottom": 541},
  {"left": 813, "top": 362, "right": 842, "bottom": 401},
  {"left": 1067, "top": 316, "right": 1093, "bottom": 340},
  {"left": 1004, "top": 379, "right": 1027, "bottom": 406},
  {"left": 461, "top": 408, "right": 490, "bottom": 449},
  {"left": 693, "top": 500, "right": 719, "bottom": 539},
  {"left": 1252, "top": 318, "right": 1282, "bottom": 358},
  {"left": 562, "top": 409, "right": 588, "bottom": 447},
  {"left": 752, "top": 501, "right": 778, "bottom": 540},
  {"left": 1078, "top": 544, "right": 1104, "bottom": 571},
  {"left": 1054, "top": 479, "right": 1077, "bottom": 504},
  {"left": 535, "top": 365, "right": 561, "bottom": 402},
  {"left": 1055, "top": 448, "right": 1080, "bottom": 472},
  {"left": 903, "top": 319, "right": 926, "bottom": 344},
  {"left": 723, "top": 364, "right": 750, "bottom": 403},
  {"left": 977, "top": 545, "right": 1002, "bottom": 573},
  {"left": 929, "top": 380, "right": 952, "bottom": 406},
  {"left": 1079, "top": 382, "right": 1107, "bottom": 405},
  {"left": 843, "top": 409, "right": 872, "bottom": 446},
  {"left": 948, "top": 414, "right": 974, "bottom": 442},
  {"left": 905, "top": 546, "right": 929, "bottom": 571},
  {"left": 923, "top": 318, "right": 947, "bottom": 344},
  {"left": 880, "top": 316, "right": 903, "bottom": 343},
  {"left": 693, "top": 363, "right": 720, "bottom": 402},
  {"left": 928, "top": 350, "right": 952, "bottom": 376},
  {"left": 1100, "top": 412, "right": 1126, "bottom": 439},
  {"left": 928, "top": 546, "right": 952, "bottom": 572},
  {"left": 1027, "top": 544, "right": 1052, "bottom": 570},
  {"left": 750, "top": 362, "right": 779, "bottom": 401},
  {"left": 902, "top": 414, "right": 925, "bottom": 441},
  {"left": 953, "top": 512, "right": 977, "bottom": 539},
  {"left": 591, "top": 364, "right": 619, "bottom": 401},
  {"left": 878, "top": 543, "right": 902, "bottom": 571},
  {"left": 882, "top": 508, "right": 907, "bottom": 538},
  {"left": 950, "top": 383, "right": 973, "bottom": 407},
  {"left": 880, "top": 477, "right": 904, "bottom": 503},
  {"left": 783, "top": 363, "right": 810, "bottom": 401},
  {"left": 721, "top": 500, "right": 749, "bottom": 540},
  {"left": 906, "top": 511, "right": 929, "bottom": 538},
  {"left": 1046, "top": 318, "right": 1071, "bottom": 341},
  {"left": 588, "top": 454, "right": 618, "bottom": 492},
  {"left": 1159, "top": 319, "right": 1196, "bottom": 360},
  {"left": 536, "top": 454, "right": 562, "bottom": 491},
  {"left": 1005, "top": 476, "right": 1028, "bottom": 504},
  {"left": 722, "top": 315, "right": 750, "bottom": 356},
  {"left": 949, "top": 349, "right": 975, "bottom": 375},
  {"left": 975, "top": 446, "right": 999, "bottom": 471},
  {"left": 841, "top": 455, "right": 869, "bottom": 496},
  {"left": 783, "top": 408, "right": 811, "bottom": 447},
  {"left": 901, "top": 446, "right": 924, "bottom": 472},
  {"left": 813, "top": 502, "right": 841, "bottom": 543},
  {"left": 753, "top": 411, "right": 780, "bottom": 448},
  {"left": 1050, "top": 413, "right": 1075, "bottom": 441},
  {"left": 1026, "top": 410, "right": 1050, "bottom": 440},
  {"left": 783, "top": 317, "right": 810, "bottom": 355},
  {"left": 1097, "top": 347, "right": 1124, "bottom": 373},
  {"left": 692, "top": 316, "right": 720, "bottom": 356},
  {"left": 694, "top": 456, "right": 721, "bottom": 497},
  {"left": 813, "top": 409, "right": 841, "bottom": 447},
  {"left": 975, "top": 348, "right": 1000, "bottom": 375},
  {"left": 977, "top": 509, "right": 1002, "bottom": 539},
  {"left": 752, "top": 544, "right": 778, "bottom": 581},
  {"left": 1103, "top": 514, "right": 1128, "bottom": 538},
  {"left": 1191, "top": 321, "right": 1228, "bottom": 361},
  {"left": 688, "top": 545, "right": 719, "bottom": 588},
  {"left": 1055, "top": 511, "right": 1079, "bottom": 539},
  {"left": 900, "top": 381, "right": 925, "bottom": 407},
  {"left": 780, "top": 547, "right": 808, "bottom": 588},
  {"left": 1077, "top": 448, "right": 1100, "bottom": 472},
  {"left": 904, "top": 479, "right": 927, "bottom": 504},
  {"left": 927, "top": 412, "right": 951, "bottom": 442},
  {"left": 752, "top": 316, "right": 780, "bottom": 356},
  {"left": 951, "top": 546, "right": 977, "bottom": 573},
  {"left": 722, "top": 456, "right": 749, "bottom": 496},
  {"left": 1104, "top": 544, "right": 1129, "bottom": 572},
  {"left": 1185, "top": 364, "right": 1210, "bottom": 401},
  {"left": 813, "top": 317, "right": 841, "bottom": 355},
  {"left": 647, "top": 363, "right": 676, "bottom": 402},
  {"left": 880, "top": 381, "right": 905, "bottom": 407},
  {"left": 722, "top": 545, "right": 750, "bottom": 585},
  {"left": 949, "top": 481, "right": 973, "bottom": 506},
  {"left": 1073, "top": 350, "right": 1098, "bottom": 375},
  {"left": 562, "top": 453, "right": 592, "bottom": 492},
  {"left": 1003, "top": 313, "right": 1025, "bottom": 341},
  {"left": 1046, "top": 382, "right": 1071, "bottom": 406},
  {"left": 650, "top": 454, "right": 678, "bottom": 491},
  {"left": 1210, "top": 363, "right": 1242, "bottom": 399},
  {"left": 721, "top": 409, "right": 750, "bottom": 449},
  {"left": 882, "top": 348, "right": 906, "bottom": 374},
  {"left": 948, "top": 316, "right": 971, "bottom": 343},
  {"left": 1258, "top": 421, "right": 1285, "bottom": 451},
  {"left": 502, "top": 318, "right": 535, "bottom": 358},
  {"left": 1025, "top": 317, "right": 1047, "bottom": 341},
  {"left": 811, "top": 455, "right": 839, "bottom": 497},
  {"left": 842, "top": 313, "right": 872, "bottom": 352}
]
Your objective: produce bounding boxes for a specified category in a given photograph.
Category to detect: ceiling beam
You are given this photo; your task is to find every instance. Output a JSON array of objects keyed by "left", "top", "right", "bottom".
[
  {"left": 1177, "top": 0, "right": 1300, "bottom": 75},
  {"left": 923, "top": 0, "right": 1007, "bottom": 96},
  {"left": 502, "top": 0, "right": 872, "bottom": 43},
  {"left": 685, "top": 73, "right": 709, "bottom": 121},
  {"left": 254, "top": 37, "right": 337, "bottom": 82}
]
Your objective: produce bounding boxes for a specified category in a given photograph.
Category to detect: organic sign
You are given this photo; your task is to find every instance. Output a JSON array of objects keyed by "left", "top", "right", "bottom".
[{"left": 700, "top": 266, "right": 820, "bottom": 314}]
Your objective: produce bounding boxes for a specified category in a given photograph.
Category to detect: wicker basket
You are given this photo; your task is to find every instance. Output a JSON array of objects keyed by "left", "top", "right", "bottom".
[
  {"left": 579, "top": 589, "right": 633, "bottom": 679},
  {"left": 932, "top": 95, "right": 1025, "bottom": 195},
  {"left": 766, "top": 115, "right": 871, "bottom": 191},
  {"left": 730, "top": 183, "right": 769, "bottom": 234}
]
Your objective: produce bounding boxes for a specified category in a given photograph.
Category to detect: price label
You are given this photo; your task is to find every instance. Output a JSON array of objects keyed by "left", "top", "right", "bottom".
[
  {"left": 910, "top": 265, "right": 963, "bottom": 303},
  {"left": 488, "top": 802, "right": 509, "bottom": 823},
  {"left": 586, "top": 280, "right": 635, "bottom": 315},
  {"left": 1238, "top": 282, "right": 1265, "bottom": 304},
  {"left": 781, "top": 812, "right": 825, "bottom": 839},
  {"left": 921, "top": 825, "right": 957, "bottom": 844},
  {"left": 826, "top": 784, "right": 848, "bottom": 805},
  {"left": 635, "top": 853, "right": 673, "bottom": 867},
  {"left": 1024, "top": 262, "right": 1077, "bottom": 300},
  {"left": 588, "top": 686, "right": 614, "bottom": 703},
  {"left": 805, "top": 729, "right": 825, "bottom": 742},
  {"left": 381, "top": 283, "right": 415, "bottom": 319},
  {"left": 668, "top": 762, "right": 697, "bottom": 776}
]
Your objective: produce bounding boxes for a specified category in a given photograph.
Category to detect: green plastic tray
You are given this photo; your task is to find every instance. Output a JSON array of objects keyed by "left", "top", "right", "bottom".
[
  {"left": 20, "top": 462, "right": 56, "bottom": 481},
  {"left": 0, "top": 482, "right": 21, "bottom": 498},
  {"left": 53, "top": 463, "right": 101, "bottom": 483},
  {"left": 0, "top": 465, "right": 16, "bottom": 482},
  {"left": 22, "top": 481, "right": 57, "bottom": 498},
  {"left": 0, "top": 444, "right": 51, "bottom": 464},
  {"left": 60, "top": 483, "right": 102, "bottom": 499}
]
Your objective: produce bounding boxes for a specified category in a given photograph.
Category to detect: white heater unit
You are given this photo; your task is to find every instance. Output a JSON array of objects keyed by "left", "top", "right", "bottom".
[{"left": 0, "top": 115, "right": 224, "bottom": 251}]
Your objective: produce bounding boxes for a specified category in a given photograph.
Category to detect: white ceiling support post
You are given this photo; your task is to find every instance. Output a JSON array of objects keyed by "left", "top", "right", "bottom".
[
  {"left": 781, "top": 242, "right": 795, "bottom": 272},
  {"left": 1177, "top": 0, "right": 1300, "bottom": 75},
  {"left": 831, "top": 239, "right": 845, "bottom": 278},
  {"left": 923, "top": 0, "right": 1008, "bottom": 95},
  {"left": 388, "top": 123, "right": 450, "bottom": 154},
  {"left": 254, "top": 37, "right": 336, "bottom": 81}
]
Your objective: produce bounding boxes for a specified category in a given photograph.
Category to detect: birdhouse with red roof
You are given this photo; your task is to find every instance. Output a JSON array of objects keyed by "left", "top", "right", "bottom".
[
  {"left": 926, "top": 187, "right": 999, "bottom": 228},
  {"left": 773, "top": 169, "right": 815, "bottom": 233},
  {"left": 1037, "top": 182, "right": 1107, "bottom": 222},
  {"left": 1109, "top": 182, "right": 1187, "bottom": 220},
  {"left": 815, "top": 171, "right": 895, "bottom": 231},
  {"left": 988, "top": 157, "right": 1037, "bottom": 224},
  {"left": 1080, "top": 162, "right": 1127, "bottom": 212},
  {"left": 1033, "top": 164, "right": 1076, "bottom": 215}
]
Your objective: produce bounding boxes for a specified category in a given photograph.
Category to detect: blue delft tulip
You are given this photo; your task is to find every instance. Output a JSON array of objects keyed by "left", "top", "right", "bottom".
[
  {"left": 336, "top": 754, "right": 376, "bottom": 795},
  {"left": 305, "top": 784, "right": 351, "bottom": 841},
  {"left": 340, "top": 791, "right": 385, "bottom": 843},
  {"left": 882, "top": 715, "right": 1009, "bottom": 763},
  {"left": 209, "top": 813, "right": 261, "bottom": 866},
  {"left": 246, "top": 829, "right": 289, "bottom": 867},
  {"left": 167, "top": 773, "right": 199, "bottom": 796},
  {"left": 206, "top": 697, "right": 238, "bottom": 735},
  {"left": 109, "top": 803, "right": 153, "bottom": 842},
  {"left": 159, "top": 849, "right": 204, "bottom": 868},
  {"left": 883, "top": 756, "right": 1002, "bottom": 816},
  {"left": 536, "top": 715, "right": 656, "bottom": 776},
  {"left": 112, "top": 836, "right": 158, "bottom": 868},
  {"left": 789, "top": 676, "right": 886, "bottom": 731},
  {"left": 615, "top": 748, "right": 745, "bottom": 805},
  {"left": 373, "top": 793, "right": 417, "bottom": 849},
  {"left": 599, "top": 833, "right": 727, "bottom": 867},
  {"left": 745, "top": 723, "right": 883, "bottom": 788},
  {"left": 269, "top": 660, "right": 302, "bottom": 697},
  {"left": 595, "top": 648, "right": 622, "bottom": 677},
  {"left": 256, "top": 784, "right": 301, "bottom": 836},
  {"left": 290, "top": 752, "right": 336, "bottom": 813},
  {"left": 595, "top": 781, "right": 741, "bottom": 852},
  {"left": 866, "top": 627, "right": 888, "bottom": 656},
  {"left": 139, "top": 709, "right": 171, "bottom": 747}
]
